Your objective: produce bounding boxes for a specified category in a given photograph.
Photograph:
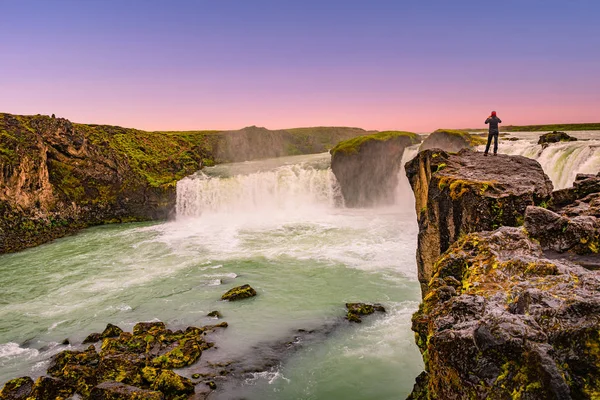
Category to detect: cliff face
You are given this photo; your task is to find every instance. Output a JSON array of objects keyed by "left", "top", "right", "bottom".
[
  {"left": 330, "top": 131, "right": 420, "bottom": 207},
  {"left": 406, "top": 150, "right": 600, "bottom": 399},
  {"left": 0, "top": 114, "right": 220, "bottom": 253},
  {"left": 405, "top": 149, "right": 553, "bottom": 294}
]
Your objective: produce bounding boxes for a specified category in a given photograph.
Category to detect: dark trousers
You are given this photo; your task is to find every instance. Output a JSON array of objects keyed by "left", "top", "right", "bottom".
[{"left": 485, "top": 131, "right": 498, "bottom": 154}]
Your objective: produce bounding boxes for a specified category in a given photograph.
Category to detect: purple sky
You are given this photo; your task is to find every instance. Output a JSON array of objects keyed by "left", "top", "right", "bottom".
[{"left": 1, "top": 0, "right": 599, "bottom": 132}]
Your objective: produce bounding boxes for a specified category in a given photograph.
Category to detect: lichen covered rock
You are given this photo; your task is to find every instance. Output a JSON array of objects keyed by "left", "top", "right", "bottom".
[
  {"left": 405, "top": 149, "right": 553, "bottom": 294},
  {"left": 411, "top": 227, "right": 600, "bottom": 399},
  {"left": 330, "top": 131, "right": 421, "bottom": 207},
  {"left": 221, "top": 284, "right": 257, "bottom": 301},
  {"left": 0, "top": 376, "right": 33, "bottom": 400}
]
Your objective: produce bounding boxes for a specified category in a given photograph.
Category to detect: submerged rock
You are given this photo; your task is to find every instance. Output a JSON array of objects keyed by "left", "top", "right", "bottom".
[
  {"left": 221, "top": 284, "right": 257, "bottom": 301},
  {"left": 207, "top": 310, "right": 222, "bottom": 318},
  {"left": 330, "top": 131, "right": 420, "bottom": 207},
  {"left": 345, "top": 302, "right": 386, "bottom": 323},
  {"left": 538, "top": 131, "right": 578, "bottom": 145},
  {"left": 419, "top": 129, "right": 486, "bottom": 153},
  {"left": 405, "top": 149, "right": 553, "bottom": 294}
]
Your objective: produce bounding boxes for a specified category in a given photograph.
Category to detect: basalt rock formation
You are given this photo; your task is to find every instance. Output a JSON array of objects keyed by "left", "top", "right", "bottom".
[
  {"left": 419, "top": 129, "right": 486, "bottom": 153},
  {"left": 406, "top": 150, "right": 600, "bottom": 399},
  {"left": 330, "top": 131, "right": 421, "bottom": 207},
  {"left": 405, "top": 149, "right": 553, "bottom": 294}
]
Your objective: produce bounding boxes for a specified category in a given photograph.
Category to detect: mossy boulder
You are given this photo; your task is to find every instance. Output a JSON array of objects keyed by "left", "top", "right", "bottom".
[
  {"left": 330, "top": 131, "right": 421, "bottom": 207},
  {"left": 221, "top": 284, "right": 257, "bottom": 301},
  {"left": 89, "top": 381, "right": 164, "bottom": 400},
  {"left": 0, "top": 376, "right": 33, "bottom": 399},
  {"left": 345, "top": 302, "right": 386, "bottom": 323},
  {"left": 28, "top": 376, "right": 74, "bottom": 400},
  {"left": 419, "top": 129, "right": 486, "bottom": 153},
  {"left": 538, "top": 131, "right": 578, "bottom": 145},
  {"left": 410, "top": 227, "right": 600, "bottom": 399},
  {"left": 84, "top": 323, "right": 125, "bottom": 344},
  {"left": 405, "top": 149, "right": 553, "bottom": 295},
  {"left": 151, "top": 370, "right": 194, "bottom": 400}
]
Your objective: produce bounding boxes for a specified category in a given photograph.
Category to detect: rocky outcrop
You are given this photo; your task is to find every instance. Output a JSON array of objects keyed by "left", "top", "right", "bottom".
[
  {"left": 405, "top": 149, "right": 553, "bottom": 294},
  {"left": 538, "top": 131, "right": 578, "bottom": 145},
  {"left": 330, "top": 131, "right": 420, "bottom": 207},
  {"left": 419, "top": 129, "right": 486, "bottom": 153},
  {"left": 0, "top": 321, "right": 227, "bottom": 400},
  {"left": 406, "top": 150, "right": 600, "bottom": 399},
  {"left": 0, "top": 113, "right": 218, "bottom": 254},
  {"left": 410, "top": 227, "right": 600, "bottom": 400}
]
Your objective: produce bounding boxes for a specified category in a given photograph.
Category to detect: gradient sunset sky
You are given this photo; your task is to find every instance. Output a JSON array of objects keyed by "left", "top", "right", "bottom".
[{"left": 2, "top": 0, "right": 599, "bottom": 132}]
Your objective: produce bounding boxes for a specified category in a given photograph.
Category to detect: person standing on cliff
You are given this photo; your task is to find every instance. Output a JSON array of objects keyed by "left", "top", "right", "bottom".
[{"left": 484, "top": 111, "right": 502, "bottom": 156}]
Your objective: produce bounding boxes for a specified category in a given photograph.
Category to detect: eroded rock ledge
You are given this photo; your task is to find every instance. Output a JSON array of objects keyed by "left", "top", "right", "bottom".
[
  {"left": 406, "top": 149, "right": 600, "bottom": 399},
  {"left": 405, "top": 149, "right": 553, "bottom": 294}
]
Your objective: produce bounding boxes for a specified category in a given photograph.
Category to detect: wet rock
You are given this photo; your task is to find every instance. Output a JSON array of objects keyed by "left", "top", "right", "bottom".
[
  {"left": 330, "top": 131, "right": 421, "bottom": 207},
  {"left": 524, "top": 205, "right": 599, "bottom": 254},
  {"left": 48, "top": 345, "right": 100, "bottom": 377},
  {"left": 420, "top": 129, "right": 486, "bottom": 153},
  {"left": 206, "top": 380, "right": 217, "bottom": 390},
  {"left": 538, "top": 131, "right": 577, "bottom": 145},
  {"left": 83, "top": 333, "right": 102, "bottom": 344},
  {"left": 221, "top": 284, "right": 257, "bottom": 301},
  {"left": 151, "top": 370, "right": 194, "bottom": 399},
  {"left": 29, "top": 376, "right": 74, "bottom": 400},
  {"left": 405, "top": 149, "right": 553, "bottom": 295},
  {"left": 552, "top": 172, "right": 600, "bottom": 209},
  {"left": 0, "top": 376, "right": 33, "bottom": 399},
  {"left": 410, "top": 227, "right": 600, "bottom": 399},
  {"left": 89, "top": 381, "right": 164, "bottom": 400},
  {"left": 207, "top": 310, "right": 222, "bottom": 318},
  {"left": 152, "top": 338, "right": 202, "bottom": 369},
  {"left": 101, "top": 323, "right": 124, "bottom": 338},
  {"left": 345, "top": 302, "right": 386, "bottom": 323},
  {"left": 132, "top": 321, "right": 166, "bottom": 336}
]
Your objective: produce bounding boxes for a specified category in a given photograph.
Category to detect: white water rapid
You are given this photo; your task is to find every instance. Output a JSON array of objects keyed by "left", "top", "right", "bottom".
[{"left": 486, "top": 131, "right": 600, "bottom": 189}]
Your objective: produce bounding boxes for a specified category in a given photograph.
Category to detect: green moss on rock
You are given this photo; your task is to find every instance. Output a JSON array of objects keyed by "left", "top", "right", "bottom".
[
  {"left": 330, "top": 130, "right": 419, "bottom": 156},
  {"left": 221, "top": 284, "right": 257, "bottom": 301}
]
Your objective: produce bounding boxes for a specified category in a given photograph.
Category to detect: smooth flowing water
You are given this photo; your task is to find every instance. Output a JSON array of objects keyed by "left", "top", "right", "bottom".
[{"left": 0, "top": 151, "right": 424, "bottom": 399}]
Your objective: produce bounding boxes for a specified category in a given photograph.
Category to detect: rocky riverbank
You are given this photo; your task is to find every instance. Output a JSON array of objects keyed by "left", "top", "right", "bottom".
[{"left": 406, "top": 149, "right": 600, "bottom": 399}]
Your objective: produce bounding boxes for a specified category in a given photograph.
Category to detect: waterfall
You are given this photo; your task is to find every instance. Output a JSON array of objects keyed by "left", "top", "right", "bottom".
[
  {"left": 490, "top": 132, "right": 600, "bottom": 189},
  {"left": 176, "top": 153, "right": 342, "bottom": 217}
]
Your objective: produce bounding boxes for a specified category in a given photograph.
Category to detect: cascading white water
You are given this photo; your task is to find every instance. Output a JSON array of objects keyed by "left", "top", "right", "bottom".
[
  {"left": 485, "top": 131, "right": 600, "bottom": 189},
  {"left": 176, "top": 153, "right": 342, "bottom": 217}
]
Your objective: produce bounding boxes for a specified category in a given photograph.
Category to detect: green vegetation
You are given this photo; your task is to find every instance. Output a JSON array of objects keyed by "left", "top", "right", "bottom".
[
  {"left": 503, "top": 123, "right": 600, "bottom": 132},
  {"left": 432, "top": 129, "right": 487, "bottom": 146},
  {"left": 330, "top": 130, "right": 419, "bottom": 156}
]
